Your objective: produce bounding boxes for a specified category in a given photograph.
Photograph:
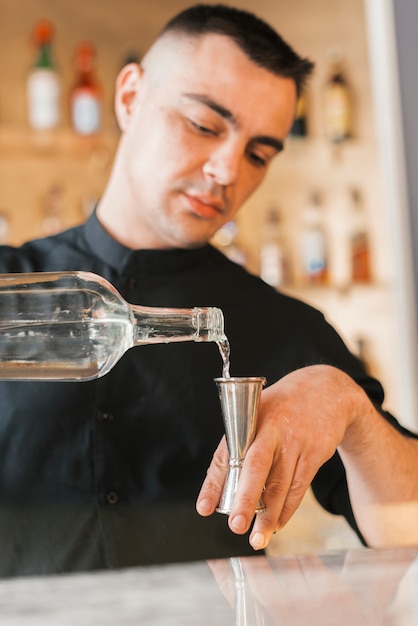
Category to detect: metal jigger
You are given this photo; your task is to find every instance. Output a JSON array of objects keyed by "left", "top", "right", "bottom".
[{"left": 215, "top": 376, "right": 266, "bottom": 515}]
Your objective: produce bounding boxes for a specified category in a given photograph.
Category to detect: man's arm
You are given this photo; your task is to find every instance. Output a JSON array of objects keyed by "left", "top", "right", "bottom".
[
  {"left": 338, "top": 383, "right": 418, "bottom": 546},
  {"left": 196, "top": 364, "right": 418, "bottom": 550}
]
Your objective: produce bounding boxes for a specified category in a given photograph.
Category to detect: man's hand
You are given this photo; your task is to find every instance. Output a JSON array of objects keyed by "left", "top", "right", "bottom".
[
  {"left": 197, "top": 364, "right": 361, "bottom": 550},
  {"left": 198, "top": 363, "right": 418, "bottom": 549}
]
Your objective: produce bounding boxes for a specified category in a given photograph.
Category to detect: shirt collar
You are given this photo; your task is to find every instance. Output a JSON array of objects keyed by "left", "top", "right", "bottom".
[
  {"left": 83, "top": 211, "right": 134, "bottom": 270},
  {"left": 82, "top": 210, "right": 214, "bottom": 274}
]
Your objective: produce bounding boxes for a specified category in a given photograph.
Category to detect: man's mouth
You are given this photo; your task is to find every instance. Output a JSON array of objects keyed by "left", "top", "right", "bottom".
[{"left": 182, "top": 192, "right": 224, "bottom": 219}]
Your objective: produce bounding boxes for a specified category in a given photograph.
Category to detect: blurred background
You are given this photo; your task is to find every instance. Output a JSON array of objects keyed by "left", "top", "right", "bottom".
[{"left": 0, "top": 0, "right": 417, "bottom": 554}]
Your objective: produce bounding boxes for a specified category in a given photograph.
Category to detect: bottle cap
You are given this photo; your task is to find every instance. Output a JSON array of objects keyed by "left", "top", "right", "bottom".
[
  {"left": 74, "top": 42, "right": 96, "bottom": 72},
  {"left": 32, "top": 20, "right": 54, "bottom": 46}
]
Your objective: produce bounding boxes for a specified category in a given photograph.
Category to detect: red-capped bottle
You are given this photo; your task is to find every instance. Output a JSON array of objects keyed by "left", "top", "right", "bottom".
[
  {"left": 70, "top": 42, "right": 102, "bottom": 135},
  {"left": 27, "top": 20, "right": 61, "bottom": 130}
]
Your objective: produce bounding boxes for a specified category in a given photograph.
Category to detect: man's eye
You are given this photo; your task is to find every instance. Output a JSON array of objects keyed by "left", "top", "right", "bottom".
[
  {"left": 247, "top": 150, "right": 267, "bottom": 167},
  {"left": 189, "top": 119, "right": 217, "bottom": 136}
]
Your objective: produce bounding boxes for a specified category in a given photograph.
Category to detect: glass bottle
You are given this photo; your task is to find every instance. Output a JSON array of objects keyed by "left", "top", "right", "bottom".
[
  {"left": 324, "top": 50, "right": 352, "bottom": 143},
  {"left": 70, "top": 42, "right": 102, "bottom": 135},
  {"left": 300, "top": 190, "right": 328, "bottom": 285},
  {"left": 259, "top": 207, "right": 289, "bottom": 287},
  {"left": 27, "top": 20, "right": 60, "bottom": 131},
  {"left": 349, "top": 188, "right": 372, "bottom": 283},
  {"left": 0, "top": 271, "right": 225, "bottom": 381},
  {"left": 0, "top": 211, "right": 10, "bottom": 245}
]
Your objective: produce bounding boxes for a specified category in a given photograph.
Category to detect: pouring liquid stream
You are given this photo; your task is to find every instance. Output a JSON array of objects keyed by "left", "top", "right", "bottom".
[
  {"left": 217, "top": 337, "right": 231, "bottom": 378},
  {"left": 214, "top": 338, "right": 267, "bottom": 516}
]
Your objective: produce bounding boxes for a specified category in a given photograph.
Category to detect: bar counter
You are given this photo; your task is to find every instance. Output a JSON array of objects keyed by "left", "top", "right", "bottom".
[{"left": 0, "top": 545, "right": 417, "bottom": 624}]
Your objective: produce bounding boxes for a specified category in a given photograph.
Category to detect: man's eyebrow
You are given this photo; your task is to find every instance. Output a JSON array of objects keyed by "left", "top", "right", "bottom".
[
  {"left": 182, "top": 92, "right": 284, "bottom": 153},
  {"left": 252, "top": 135, "right": 284, "bottom": 153},
  {"left": 182, "top": 92, "right": 237, "bottom": 124}
]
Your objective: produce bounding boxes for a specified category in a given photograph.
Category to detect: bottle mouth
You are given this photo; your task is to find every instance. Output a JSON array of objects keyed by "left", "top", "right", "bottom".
[{"left": 193, "top": 306, "right": 225, "bottom": 342}]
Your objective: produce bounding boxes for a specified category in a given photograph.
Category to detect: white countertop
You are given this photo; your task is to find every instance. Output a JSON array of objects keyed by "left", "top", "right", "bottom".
[{"left": 0, "top": 545, "right": 417, "bottom": 625}]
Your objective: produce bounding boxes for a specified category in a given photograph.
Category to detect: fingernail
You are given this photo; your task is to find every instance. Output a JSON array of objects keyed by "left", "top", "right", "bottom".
[
  {"left": 230, "top": 514, "right": 247, "bottom": 533},
  {"left": 196, "top": 498, "right": 212, "bottom": 515},
  {"left": 250, "top": 532, "right": 266, "bottom": 550}
]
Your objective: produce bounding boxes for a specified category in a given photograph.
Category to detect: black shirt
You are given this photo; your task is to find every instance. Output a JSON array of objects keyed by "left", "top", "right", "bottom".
[{"left": 0, "top": 213, "right": 412, "bottom": 577}]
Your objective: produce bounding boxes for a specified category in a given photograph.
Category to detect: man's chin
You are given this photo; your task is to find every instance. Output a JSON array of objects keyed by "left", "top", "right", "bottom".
[
  {"left": 168, "top": 225, "right": 218, "bottom": 250},
  {"left": 174, "top": 238, "right": 212, "bottom": 250}
]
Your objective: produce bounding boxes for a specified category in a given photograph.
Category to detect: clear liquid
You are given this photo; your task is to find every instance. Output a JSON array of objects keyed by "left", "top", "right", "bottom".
[
  {"left": 0, "top": 318, "right": 130, "bottom": 380},
  {"left": 0, "top": 271, "right": 227, "bottom": 381},
  {"left": 217, "top": 336, "right": 231, "bottom": 378},
  {"left": 0, "top": 319, "right": 230, "bottom": 382}
]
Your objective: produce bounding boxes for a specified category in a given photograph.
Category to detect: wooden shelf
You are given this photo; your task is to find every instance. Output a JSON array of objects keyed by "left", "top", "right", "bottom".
[{"left": 0, "top": 125, "right": 119, "bottom": 158}]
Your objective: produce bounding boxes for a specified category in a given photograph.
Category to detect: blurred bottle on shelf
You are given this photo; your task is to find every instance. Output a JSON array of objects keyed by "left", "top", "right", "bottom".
[
  {"left": 349, "top": 187, "right": 372, "bottom": 283},
  {"left": 290, "top": 90, "right": 308, "bottom": 138},
  {"left": 327, "top": 189, "right": 350, "bottom": 289},
  {"left": 259, "top": 207, "right": 290, "bottom": 287},
  {"left": 27, "top": 19, "right": 61, "bottom": 131},
  {"left": 212, "top": 221, "right": 247, "bottom": 266},
  {"left": 70, "top": 42, "right": 102, "bottom": 135},
  {"left": 0, "top": 211, "right": 10, "bottom": 244},
  {"left": 324, "top": 49, "right": 352, "bottom": 143},
  {"left": 300, "top": 190, "right": 328, "bottom": 285}
]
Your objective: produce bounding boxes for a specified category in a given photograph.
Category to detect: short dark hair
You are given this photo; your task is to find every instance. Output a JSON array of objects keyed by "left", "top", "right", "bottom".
[{"left": 159, "top": 3, "right": 314, "bottom": 95}]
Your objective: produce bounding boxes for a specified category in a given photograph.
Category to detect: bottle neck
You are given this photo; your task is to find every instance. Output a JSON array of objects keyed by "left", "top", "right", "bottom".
[
  {"left": 130, "top": 305, "right": 225, "bottom": 345},
  {"left": 75, "top": 70, "right": 96, "bottom": 87},
  {"left": 35, "top": 43, "right": 54, "bottom": 70}
]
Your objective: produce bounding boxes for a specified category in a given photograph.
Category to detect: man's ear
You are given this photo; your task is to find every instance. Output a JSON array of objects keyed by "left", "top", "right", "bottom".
[{"left": 114, "top": 63, "right": 143, "bottom": 131}]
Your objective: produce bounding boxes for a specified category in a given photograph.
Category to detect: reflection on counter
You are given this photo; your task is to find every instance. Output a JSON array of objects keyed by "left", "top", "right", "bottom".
[{"left": 0, "top": 546, "right": 417, "bottom": 624}]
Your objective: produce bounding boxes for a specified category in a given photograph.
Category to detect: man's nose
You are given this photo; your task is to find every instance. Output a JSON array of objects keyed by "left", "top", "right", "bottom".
[{"left": 202, "top": 142, "right": 242, "bottom": 186}]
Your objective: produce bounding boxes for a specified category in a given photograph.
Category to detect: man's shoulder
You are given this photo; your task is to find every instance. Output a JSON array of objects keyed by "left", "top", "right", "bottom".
[{"left": 0, "top": 223, "right": 89, "bottom": 273}]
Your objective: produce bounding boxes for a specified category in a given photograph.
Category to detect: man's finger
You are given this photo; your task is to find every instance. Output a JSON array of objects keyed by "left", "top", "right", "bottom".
[{"left": 196, "top": 436, "right": 228, "bottom": 516}]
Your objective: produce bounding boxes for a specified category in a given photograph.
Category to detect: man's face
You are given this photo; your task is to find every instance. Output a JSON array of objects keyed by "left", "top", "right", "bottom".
[{"left": 115, "top": 33, "right": 297, "bottom": 249}]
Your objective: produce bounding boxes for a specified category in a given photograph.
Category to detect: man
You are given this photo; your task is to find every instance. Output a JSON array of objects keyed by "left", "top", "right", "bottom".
[{"left": 0, "top": 4, "right": 417, "bottom": 577}]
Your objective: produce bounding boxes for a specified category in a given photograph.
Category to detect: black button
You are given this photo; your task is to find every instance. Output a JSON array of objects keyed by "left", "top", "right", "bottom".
[
  {"left": 102, "top": 412, "right": 115, "bottom": 422},
  {"left": 106, "top": 491, "right": 119, "bottom": 505},
  {"left": 98, "top": 411, "right": 115, "bottom": 422}
]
